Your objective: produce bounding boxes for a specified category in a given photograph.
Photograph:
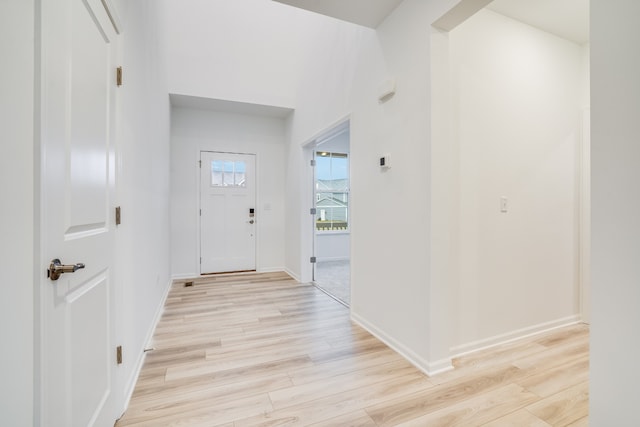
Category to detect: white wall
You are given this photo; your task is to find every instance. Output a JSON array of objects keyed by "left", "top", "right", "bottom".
[
  {"left": 0, "top": 0, "right": 34, "bottom": 424},
  {"left": 316, "top": 233, "right": 350, "bottom": 261},
  {"left": 287, "top": 0, "right": 460, "bottom": 372},
  {"left": 162, "top": 10, "right": 455, "bottom": 372},
  {"left": 163, "top": 0, "right": 342, "bottom": 281},
  {"left": 162, "top": 0, "right": 597, "bottom": 377},
  {"left": 165, "top": 0, "right": 308, "bottom": 109},
  {"left": 3, "top": 0, "right": 633, "bottom": 421},
  {"left": 591, "top": 0, "right": 640, "bottom": 424},
  {"left": 281, "top": 14, "right": 370, "bottom": 284},
  {"left": 113, "top": 0, "right": 172, "bottom": 412},
  {"left": 170, "top": 107, "right": 287, "bottom": 277},
  {"left": 450, "top": 9, "right": 583, "bottom": 352},
  {"left": 347, "top": 0, "right": 435, "bottom": 369}
]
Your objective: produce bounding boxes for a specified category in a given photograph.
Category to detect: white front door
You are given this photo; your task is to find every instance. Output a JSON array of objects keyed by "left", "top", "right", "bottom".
[
  {"left": 200, "top": 152, "right": 257, "bottom": 274},
  {"left": 40, "top": 0, "right": 118, "bottom": 425}
]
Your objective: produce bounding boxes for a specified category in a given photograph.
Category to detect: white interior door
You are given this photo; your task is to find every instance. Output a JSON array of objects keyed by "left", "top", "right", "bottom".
[
  {"left": 200, "top": 152, "right": 257, "bottom": 274},
  {"left": 40, "top": 0, "right": 118, "bottom": 425}
]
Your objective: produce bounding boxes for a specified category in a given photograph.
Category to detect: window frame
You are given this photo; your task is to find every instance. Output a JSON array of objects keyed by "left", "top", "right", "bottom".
[{"left": 210, "top": 159, "right": 247, "bottom": 188}]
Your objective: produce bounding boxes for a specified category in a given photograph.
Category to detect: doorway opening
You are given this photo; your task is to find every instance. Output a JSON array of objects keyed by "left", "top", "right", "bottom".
[{"left": 309, "top": 121, "right": 351, "bottom": 306}]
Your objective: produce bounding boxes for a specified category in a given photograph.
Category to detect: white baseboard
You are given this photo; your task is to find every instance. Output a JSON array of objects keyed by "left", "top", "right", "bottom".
[
  {"left": 171, "top": 273, "right": 198, "bottom": 281},
  {"left": 257, "top": 266, "right": 286, "bottom": 274},
  {"left": 351, "top": 312, "right": 453, "bottom": 377},
  {"left": 283, "top": 267, "right": 301, "bottom": 282},
  {"left": 450, "top": 314, "right": 582, "bottom": 359},
  {"left": 119, "top": 277, "right": 173, "bottom": 416},
  {"left": 172, "top": 268, "right": 287, "bottom": 280},
  {"left": 174, "top": 268, "right": 291, "bottom": 280}
]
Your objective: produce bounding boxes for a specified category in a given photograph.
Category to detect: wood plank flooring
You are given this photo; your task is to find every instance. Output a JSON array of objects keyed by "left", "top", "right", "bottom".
[{"left": 116, "top": 272, "right": 589, "bottom": 426}]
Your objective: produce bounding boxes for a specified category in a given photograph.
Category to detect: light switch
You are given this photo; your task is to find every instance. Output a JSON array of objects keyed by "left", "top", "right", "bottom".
[
  {"left": 500, "top": 196, "right": 508, "bottom": 213},
  {"left": 380, "top": 154, "right": 391, "bottom": 169}
]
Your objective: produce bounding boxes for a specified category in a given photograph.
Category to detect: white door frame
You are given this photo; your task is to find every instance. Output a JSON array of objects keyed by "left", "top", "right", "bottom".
[
  {"left": 579, "top": 106, "right": 591, "bottom": 323},
  {"left": 300, "top": 115, "right": 351, "bottom": 285}
]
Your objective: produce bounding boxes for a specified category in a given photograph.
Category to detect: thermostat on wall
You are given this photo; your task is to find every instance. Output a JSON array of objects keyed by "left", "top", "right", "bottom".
[{"left": 379, "top": 154, "right": 391, "bottom": 169}]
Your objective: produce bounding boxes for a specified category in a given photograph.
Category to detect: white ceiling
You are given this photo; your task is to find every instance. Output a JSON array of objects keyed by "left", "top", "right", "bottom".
[
  {"left": 487, "top": 0, "right": 589, "bottom": 44},
  {"left": 272, "top": 0, "right": 589, "bottom": 43},
  {"left": 272, "top": 0, "right": 403, "bottom": 28},
  {"left": 169, "top": 94, "right": 294, "bottom": 118}
]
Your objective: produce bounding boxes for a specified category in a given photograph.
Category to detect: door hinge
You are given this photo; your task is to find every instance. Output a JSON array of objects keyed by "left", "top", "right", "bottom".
[
  {"left": 199, "top": 209, "right": 202, "bottom": 216},
  {"left": 310, "top": 257, "right": 316, "bottom": 263},
  {"left": 310, "top": 159, "right": 316, "bottom": 167},
  {"left": 310, "top": 208, "right": 317, "bottom": 215},
  {"left": 200, "top": 257, "right": 202, "bottom": 264},
  {"left": 116, "top": 66, "right": 123, "bottom": 87},
  {"left": 115, "top": 206, "right": 121, "bottom": 225},
  {"left": 116, "top": 346, "right": 123, "bottom": 365},
  {"left": 199, "top": 160, "right": 202, "bottom": 168}
]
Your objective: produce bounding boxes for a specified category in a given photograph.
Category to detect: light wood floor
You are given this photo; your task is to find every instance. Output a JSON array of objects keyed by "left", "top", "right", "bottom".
[{"left": 117, "top": 272, "right": 589, "bottom": 426}]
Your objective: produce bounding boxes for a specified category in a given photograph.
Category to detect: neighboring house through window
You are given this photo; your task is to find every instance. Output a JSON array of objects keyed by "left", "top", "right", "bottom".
[{"left": 316, "top": 151, "right": 349, "bottom": 231}]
